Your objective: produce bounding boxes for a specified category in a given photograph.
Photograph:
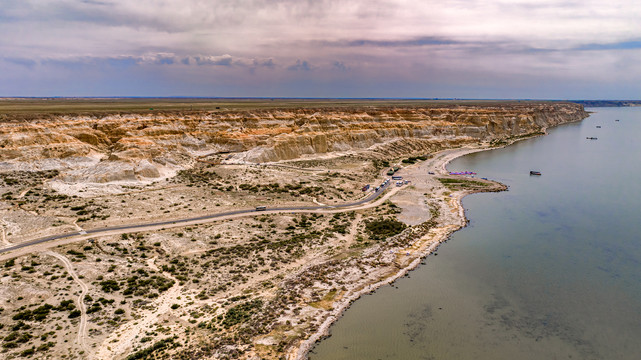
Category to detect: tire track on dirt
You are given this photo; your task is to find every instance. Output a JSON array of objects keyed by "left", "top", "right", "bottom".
[{"left": 44, "top": 251, "right": 90, "bottom": 354}]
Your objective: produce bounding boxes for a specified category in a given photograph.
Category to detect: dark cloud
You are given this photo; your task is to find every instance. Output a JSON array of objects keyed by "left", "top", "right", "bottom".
[
  {"left": 332, "top": 61, "right": 347, "bottom": 71},
  {"left": 2, "top": 57, "right": 37, "bottom": 68},
  {"left": 254, "top": 58, "right": 275, "bottom": 68},
  {"left": 156, "top": 57, "right": 175, "bottom": 65},
  {"left": 287, "top": 59, "right": 312, "bottom": 71},
  {"left": 193, "top": 55, "right": 233, "bottom": 66}
]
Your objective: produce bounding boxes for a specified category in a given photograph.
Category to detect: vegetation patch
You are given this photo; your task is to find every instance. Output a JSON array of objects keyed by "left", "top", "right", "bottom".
[
  {"left": 125, "top": 337, "right": 179, "bottom": 360},
  {"left": 222, "top": 299, "right": 263, "bottom": 328},
  {"left": 401, "top": 155, "right": 428, "bottom": 164},
  {"left": 437, "top": 177, "right": 490, "bottom": 190},
  {"left": 365, "top": 218, "right": 407, "bottom": 240}
]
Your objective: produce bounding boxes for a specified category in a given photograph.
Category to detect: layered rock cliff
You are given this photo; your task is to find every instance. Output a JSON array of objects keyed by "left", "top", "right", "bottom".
[{"left": 0, "top": 102, "right": 588, "bottom": 182}]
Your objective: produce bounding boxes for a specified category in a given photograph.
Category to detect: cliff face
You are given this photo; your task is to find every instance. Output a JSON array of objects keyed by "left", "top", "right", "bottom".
[{"left": 0, "top": 103, "right": 588, "bottom": 181}]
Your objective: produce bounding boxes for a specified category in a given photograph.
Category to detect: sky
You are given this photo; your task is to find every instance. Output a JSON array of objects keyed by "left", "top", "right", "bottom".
[{"left": 1, "top": 0, "right": 640, "bottom": 99}]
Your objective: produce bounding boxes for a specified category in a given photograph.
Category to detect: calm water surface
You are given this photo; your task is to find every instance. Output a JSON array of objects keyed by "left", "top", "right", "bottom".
[{"left": 311, "top": 107, "right": 641, "bottom": 360}]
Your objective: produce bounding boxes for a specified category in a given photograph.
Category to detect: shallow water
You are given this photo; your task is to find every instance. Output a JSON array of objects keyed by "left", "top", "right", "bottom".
[{"left": 311, "top": 107, "right": 641, "bottom": 360}]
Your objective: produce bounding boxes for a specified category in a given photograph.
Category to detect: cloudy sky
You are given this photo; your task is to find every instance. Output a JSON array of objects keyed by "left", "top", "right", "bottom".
[{"left": 1, "top": 0, "right": 640, "bottom": 98}]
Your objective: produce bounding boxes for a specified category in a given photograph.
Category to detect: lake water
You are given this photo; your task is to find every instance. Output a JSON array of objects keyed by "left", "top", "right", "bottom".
[{"left": 311, "top": 107, "right": 641, "bottom": 360}]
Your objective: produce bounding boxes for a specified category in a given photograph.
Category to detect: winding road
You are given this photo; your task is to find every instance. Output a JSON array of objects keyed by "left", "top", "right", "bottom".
[{"left": 0, "top": 181, "right": 395, "bottom": 258}]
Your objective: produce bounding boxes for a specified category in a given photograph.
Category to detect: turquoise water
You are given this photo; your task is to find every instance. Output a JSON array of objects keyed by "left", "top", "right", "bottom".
[{"left": 311, "top": 107, "right": 641, "bottom": 360}]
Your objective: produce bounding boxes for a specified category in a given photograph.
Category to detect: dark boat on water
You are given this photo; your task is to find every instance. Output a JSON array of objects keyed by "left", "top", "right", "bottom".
[
  {"left": 586, "top": 137, "right": 598, "bottom": 140},
  {"left": 530, "top": 171, "right": 541, "bottom": 176},
  {"left": 596, "top": 126, "right": 601, "bottom": 128}
]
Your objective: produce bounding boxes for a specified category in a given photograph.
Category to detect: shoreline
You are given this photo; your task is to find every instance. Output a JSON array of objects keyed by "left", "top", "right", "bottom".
[
  {"left": 291, "top": 119, "right": 589, "bottom": 359},
  {"left": 291, "top": 144, "right": 505, "bottom": 360}
]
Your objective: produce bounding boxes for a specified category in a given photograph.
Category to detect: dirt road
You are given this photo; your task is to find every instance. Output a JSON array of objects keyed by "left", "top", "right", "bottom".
[{"left": 44, "top": 251, "right": 90, "bottom": 354}]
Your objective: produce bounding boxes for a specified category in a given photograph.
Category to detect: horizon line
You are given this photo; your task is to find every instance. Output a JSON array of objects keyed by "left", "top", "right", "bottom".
[{"left": 1, "top": 96, "right": 640, "bottom": 102}]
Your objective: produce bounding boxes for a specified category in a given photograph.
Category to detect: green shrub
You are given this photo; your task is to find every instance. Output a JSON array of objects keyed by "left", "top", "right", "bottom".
[
  {"left": 365, "top": 219, "right": 407, "bottom": 240},
  {"left": 125, "top": 337, "right": 176, "bottom": 360},
  {"left": 222, "top": 299, "right": 263, "bottom": 328},
  {"left": 99, "top": 280, "right": 121, "bottom": 292}
]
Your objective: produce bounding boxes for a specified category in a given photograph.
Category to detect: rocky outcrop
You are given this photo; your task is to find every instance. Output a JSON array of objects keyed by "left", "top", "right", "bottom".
[{"left": 0, "top": 102, "right": 588, "bottom": 182}]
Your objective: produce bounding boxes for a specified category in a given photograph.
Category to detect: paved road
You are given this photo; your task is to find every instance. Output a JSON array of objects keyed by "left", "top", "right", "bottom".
[{"left": 0, "top": 181, "right": 392, "bottom": 255}]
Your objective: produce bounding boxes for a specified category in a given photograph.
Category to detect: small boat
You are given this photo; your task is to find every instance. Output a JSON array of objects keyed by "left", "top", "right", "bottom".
[
  {"left": 596, "top": 126, "right": 601, "bottom": 128},
  {"left": 586, "top": 137, "right": 598, "bottom": 140},
  {"left": 530, "top": 171, "right": 541, "bottom": 176},
  {"left": 615, "top": 119, "right": 620, "bottom": 122}
]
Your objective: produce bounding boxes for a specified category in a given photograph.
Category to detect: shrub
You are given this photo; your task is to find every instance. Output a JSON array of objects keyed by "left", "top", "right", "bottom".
[
  {"left": 365, "top": 219, "right": 407, "bottom": 240},
  {"left": 99, "top": 280, "right": 121, "bottom": 292},
  {"left": 125, "top": 337, "right": 176, "bottom": 360},
  {"left": 222, "top": 299, "right": 263, "bottom": 328}
]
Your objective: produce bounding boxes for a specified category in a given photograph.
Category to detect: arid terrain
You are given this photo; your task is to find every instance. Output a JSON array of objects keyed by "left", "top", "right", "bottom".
[{"left": 0, "top": 99, "right": 587, "bottom": 359}]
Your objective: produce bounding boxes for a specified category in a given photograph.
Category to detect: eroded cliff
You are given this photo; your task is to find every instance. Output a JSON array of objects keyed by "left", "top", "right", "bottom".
[{"left": 0, "top": 102, "right": 588, "bottom": 183}]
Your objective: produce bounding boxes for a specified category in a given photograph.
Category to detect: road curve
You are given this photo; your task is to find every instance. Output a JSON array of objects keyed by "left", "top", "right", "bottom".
[{"left": 1, "top": 182, "right": 393, "bottom": 256}]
